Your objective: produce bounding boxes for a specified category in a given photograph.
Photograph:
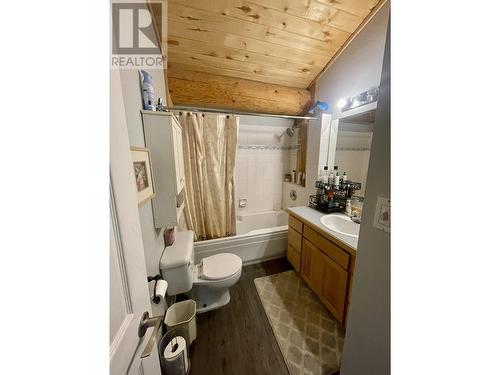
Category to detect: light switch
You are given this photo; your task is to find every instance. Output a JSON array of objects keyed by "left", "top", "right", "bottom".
[{"left": 373, "top": 196, "right": 390, "bottom": 233}]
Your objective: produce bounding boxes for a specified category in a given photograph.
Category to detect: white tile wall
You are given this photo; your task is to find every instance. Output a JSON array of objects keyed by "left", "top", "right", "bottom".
[
  {"left": 282, "top": 182, "right": 309, "bottom": 210},
  {"left": 235, "top": 122, "right": 295, "bottom": 214},
  {"left": 236, "top": 148, "right": 287, "bottom": 213}
]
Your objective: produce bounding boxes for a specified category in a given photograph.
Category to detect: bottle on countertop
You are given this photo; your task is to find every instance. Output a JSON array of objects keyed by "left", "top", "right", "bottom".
[
  {"left": 328, "top": 169, "right": 334, "bottom": 185},
  {"left": 292, "top": 170, "right": 296, "bottom": 184},
  {"left": 322, "top": 166, "right": 329, "bottom": 183},
  {"left": 333, "top": 166, "right": 339, "bottom": 186},
  {"left": 342, "top": 171, "right": 348, "bottom": 183},
  {"left": 334, "top": 171, "right": 340, "bottom": 188},
  {"left": 346, "top": 199, "right": 352, "bottom": 215}
]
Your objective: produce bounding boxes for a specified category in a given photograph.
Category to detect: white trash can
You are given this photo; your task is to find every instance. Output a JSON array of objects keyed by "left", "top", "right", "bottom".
[{"left": 165, "top": 300, "right": 197, "bottom": 346}]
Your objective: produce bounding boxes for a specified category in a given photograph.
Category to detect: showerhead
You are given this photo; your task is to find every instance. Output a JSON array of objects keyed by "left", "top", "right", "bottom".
[{"left": 285, "top": 123, "right": 299, "bottom": 137}]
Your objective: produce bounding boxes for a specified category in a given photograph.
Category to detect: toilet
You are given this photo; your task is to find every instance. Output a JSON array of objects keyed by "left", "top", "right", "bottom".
[{"left": 160, "top": 230, "right": 242, "bottom": 314}]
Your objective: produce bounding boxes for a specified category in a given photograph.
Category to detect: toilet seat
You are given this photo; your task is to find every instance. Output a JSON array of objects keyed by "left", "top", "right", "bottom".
[{"left": 198, "top": 253, "right": 242, "bottom": 280}]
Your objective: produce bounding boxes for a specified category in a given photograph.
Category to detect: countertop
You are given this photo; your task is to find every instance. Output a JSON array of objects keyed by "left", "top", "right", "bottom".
[{"left": 287, "top": 206, "right": 358, "bottom": 253}]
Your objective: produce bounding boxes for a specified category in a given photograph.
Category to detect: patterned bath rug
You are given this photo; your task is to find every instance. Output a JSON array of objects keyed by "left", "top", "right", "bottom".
[{"left": 254, "top": 270, "right": 345, "bottom": 375}]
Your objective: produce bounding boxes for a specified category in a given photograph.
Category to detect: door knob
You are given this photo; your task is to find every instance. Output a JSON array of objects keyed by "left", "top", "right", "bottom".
[{"left": 138, "top": 312, "right": 163, "bottom": 358}]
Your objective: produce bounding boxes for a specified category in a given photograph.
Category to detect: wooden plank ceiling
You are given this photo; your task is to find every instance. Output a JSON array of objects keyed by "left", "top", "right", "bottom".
[{"left": 163, "top": 0, "right": 384, "bottom": 115}]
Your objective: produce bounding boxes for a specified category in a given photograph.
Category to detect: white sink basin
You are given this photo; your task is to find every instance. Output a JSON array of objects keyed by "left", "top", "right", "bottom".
[{"left": 320, "top": 214, "right": 360, "bottom": 238}]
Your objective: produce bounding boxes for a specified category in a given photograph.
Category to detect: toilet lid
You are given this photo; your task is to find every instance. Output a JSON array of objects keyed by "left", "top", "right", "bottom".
[{"left": 200, "top": 253, "right": 242, "bottom": 280}]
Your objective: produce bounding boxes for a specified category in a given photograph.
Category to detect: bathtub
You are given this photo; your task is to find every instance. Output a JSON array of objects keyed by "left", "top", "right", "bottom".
[{"left": 193, "top": 210, "right": 288, "bottom": 265}]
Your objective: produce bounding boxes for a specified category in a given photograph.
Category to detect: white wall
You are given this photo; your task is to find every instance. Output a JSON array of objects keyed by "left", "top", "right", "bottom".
[
  {"left": 314, "top": 2, "right": 389, "bottom": 119},
  {"left": 116, "top": 0, "right": 170, "bottom": 314},
  {"left": 340, "top": 18, "right": 390, "bottom": 375}
]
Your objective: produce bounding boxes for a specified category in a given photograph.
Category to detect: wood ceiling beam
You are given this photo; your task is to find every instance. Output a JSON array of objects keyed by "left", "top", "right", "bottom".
[{"left": 167, "top": 65, "right": 312, "bottom": 115}]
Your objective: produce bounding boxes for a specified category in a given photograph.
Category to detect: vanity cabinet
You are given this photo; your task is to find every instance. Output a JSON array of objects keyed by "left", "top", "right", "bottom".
[
  {"left": 287, "top": 215, "right": 303, "bottom": 272},
  {"left": 142, "top": 111, "right": 185, "bottom": 228},
  {"left": 301, "top": 239, "right": 324, "bottom": 294},
  {"left": 320, "top": 254, "right": 349, "bottom": 320},
  {"left": 287, "top": 213, "right": 355, "bottom": 325}
]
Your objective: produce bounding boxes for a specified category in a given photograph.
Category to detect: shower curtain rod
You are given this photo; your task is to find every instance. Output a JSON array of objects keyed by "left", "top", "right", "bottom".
[{"left": 172, "top": 105, "right": 319, "bottom": 120}]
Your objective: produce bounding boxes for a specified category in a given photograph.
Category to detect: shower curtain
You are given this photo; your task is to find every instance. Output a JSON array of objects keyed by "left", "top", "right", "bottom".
[{"left": 180, "top": 112, "right": 238, "bottom": 241}]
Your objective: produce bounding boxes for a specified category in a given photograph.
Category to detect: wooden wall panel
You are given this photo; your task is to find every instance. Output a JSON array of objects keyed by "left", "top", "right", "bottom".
[
  {"left": 160, "top": 0, "right": 385, "bottom": 113},
  {"left": 167, "top": 19, "right": 331, "bottom": 67},
  {"left": 166, "top": 36, "right": 324, "bottom": 73},
  {"left": 168, "top": 2, "right": 350, "bottom": 54},
  {"left": 165, "top": 0, "right": 383, "bottom": 89},
  {"left": 167, "top": 67, "right": 312, "bottom": 115}
]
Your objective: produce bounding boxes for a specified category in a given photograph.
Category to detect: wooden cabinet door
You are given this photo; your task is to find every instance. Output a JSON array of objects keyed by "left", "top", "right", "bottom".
[
  {"left": 320, "top": 254, "right": 349, "bottom": 323},
  {"left": 301, "top": 239, "right": 324, "bottom": 295}
]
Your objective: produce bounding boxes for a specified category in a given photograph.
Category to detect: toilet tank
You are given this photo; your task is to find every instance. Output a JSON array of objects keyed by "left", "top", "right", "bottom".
[{"left": 159, "top": 230, "right": 194, "bottom": 296}]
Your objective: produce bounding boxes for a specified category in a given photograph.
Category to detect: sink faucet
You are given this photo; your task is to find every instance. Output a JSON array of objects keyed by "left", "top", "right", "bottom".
[{"left": 350, "top": 211, "right": 361, "bottom": 224}]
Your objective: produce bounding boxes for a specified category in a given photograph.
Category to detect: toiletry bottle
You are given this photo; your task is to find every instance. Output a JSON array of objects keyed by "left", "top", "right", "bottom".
[
  {"left": 327, "top": 191, "right": 334, "bottom": 208},
  {"left": 322, "top": 166, "right": 329, "bottom": 183},
  {"left": 334, "top": 172, "right": 340, "bottom": 188},
  {"left": 333, "top": 166, "right": 339, "bottom": 186},
  {"left": 328, "top": 169, "right": 334, "bottom": 185},
  {"left": 342, "top": 171, "right": 347, "bottom": 182},
  {"left": 346, "top": 199, "right": 352, "bottom": 215},
  {"left": 292, "top": 170, "right": 296, "bottom": 184},
  {"left": 141, "top": 70, "right": 156, "bottom": 110}
]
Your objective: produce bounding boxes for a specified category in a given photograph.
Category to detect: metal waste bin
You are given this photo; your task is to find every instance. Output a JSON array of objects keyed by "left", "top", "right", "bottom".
[{"left": 164, "top": 300, "right": 197, "bottom": 346}]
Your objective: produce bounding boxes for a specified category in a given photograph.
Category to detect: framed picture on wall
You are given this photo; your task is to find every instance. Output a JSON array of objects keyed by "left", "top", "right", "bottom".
[{"left": 130, "top": 147, "right": 155, "bottom": 205}]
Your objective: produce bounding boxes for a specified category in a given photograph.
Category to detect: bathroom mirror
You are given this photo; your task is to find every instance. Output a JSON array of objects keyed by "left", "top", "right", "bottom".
[{"left": 325, "top": 108, "right": 376, "bottom": 199}]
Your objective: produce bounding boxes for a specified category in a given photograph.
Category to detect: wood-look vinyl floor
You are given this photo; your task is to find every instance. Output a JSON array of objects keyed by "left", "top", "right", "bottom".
[{"left": 188, "top": 257, "right": 340, "bottom": 375}]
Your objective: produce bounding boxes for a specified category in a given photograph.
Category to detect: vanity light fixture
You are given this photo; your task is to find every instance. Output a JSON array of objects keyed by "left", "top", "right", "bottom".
[
  {"left": 338, "top": 86, "right": 379, "bottom": 112},
  {"left": 337, "top": 98, "right": 347, "bottom": 109}
]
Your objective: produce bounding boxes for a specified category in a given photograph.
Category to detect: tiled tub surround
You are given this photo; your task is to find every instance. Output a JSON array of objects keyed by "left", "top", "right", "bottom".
[{"left": 235, "top": 122, "right": 300, "bottom": 214}]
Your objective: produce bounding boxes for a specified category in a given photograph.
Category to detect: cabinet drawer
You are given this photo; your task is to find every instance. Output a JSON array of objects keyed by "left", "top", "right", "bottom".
[
  {"left": 288, "top": 228, "right": 302, "bottom": 253},
  {"left": 288, "top": 215, "right": 303, "bottom": 233},
  {"left": 303, "top": 226, "right": 350, "bottom": 270},
  {"left": 287, "top": 246, "right": 301, "bottom": 272}
]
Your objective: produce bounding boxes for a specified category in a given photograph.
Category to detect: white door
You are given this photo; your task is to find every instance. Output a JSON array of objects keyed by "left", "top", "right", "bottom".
[{"left": 110, "top": 69, "right": 162, "bottom": 375}]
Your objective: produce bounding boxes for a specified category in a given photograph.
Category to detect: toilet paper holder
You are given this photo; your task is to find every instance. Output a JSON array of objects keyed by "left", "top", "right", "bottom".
[{"left": 147, "top": 274, "right": 163, "bottom": 304}]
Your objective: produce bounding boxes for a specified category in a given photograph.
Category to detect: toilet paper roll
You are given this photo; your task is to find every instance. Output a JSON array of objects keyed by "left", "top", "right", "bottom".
[
  {"left": 153, "top": 279, "right": 168, "bottom": 303},
  {"left": 163, "top": 336, "right": 188, "bottom": 374}
]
